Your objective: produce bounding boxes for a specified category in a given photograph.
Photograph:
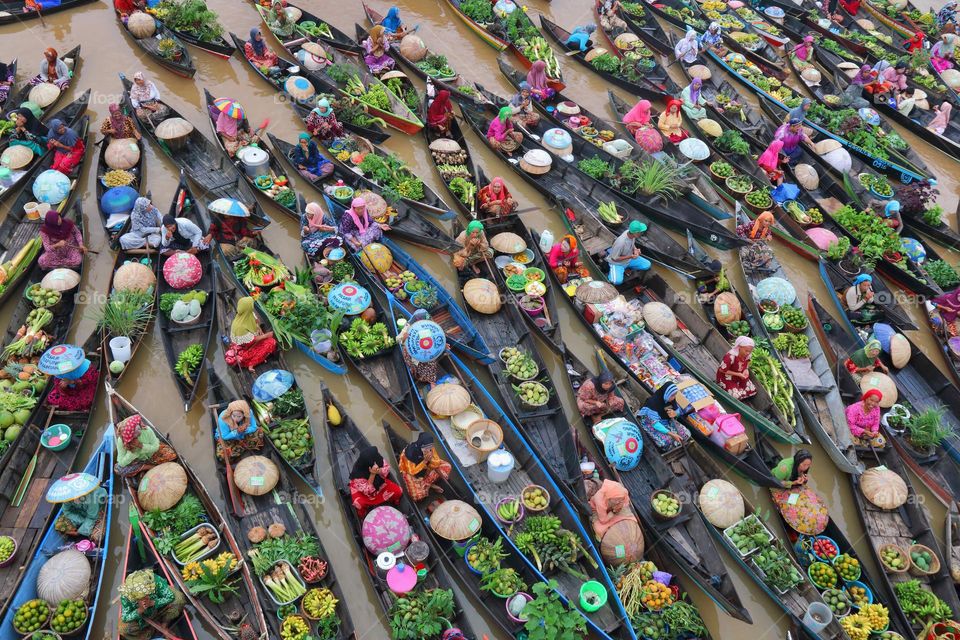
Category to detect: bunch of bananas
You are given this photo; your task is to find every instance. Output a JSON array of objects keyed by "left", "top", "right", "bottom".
[{"left": 497, "top": 499, "right": 522, "bottom": 523}]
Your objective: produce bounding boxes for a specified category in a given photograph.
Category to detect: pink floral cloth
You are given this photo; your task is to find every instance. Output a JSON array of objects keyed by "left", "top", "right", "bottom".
[
  {"left": 770, "top": 487, "right": 829, "bottom": 535},
  {"left": 163, "top": 252, "right": 202, "bottom": 289},
  {"left": 361, "top": 505, "right": 411, "bottom": 555}
]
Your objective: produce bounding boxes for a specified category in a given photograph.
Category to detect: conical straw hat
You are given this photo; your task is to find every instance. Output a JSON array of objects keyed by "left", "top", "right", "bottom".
[
  {"left": 576, "top": 280, "right": 618, "bottom": 304},
  {"left": 426, "top": 383, "right": 470, "bottom": 417},
  {"left": 234, "top": 455, "right": 279, "bottom": 496},
  {"left": 155, "top": 117, "right": 194, "bottom": 140},
  {"left": 28, "top": 82, "right": 60, "bottom": 108},
  {"left": 489, "top": 232, "right": 526, "bottom": 254},
  {"left": 429, "top": 499, "right": 482, "bottom": 540},
  {"left": 284, "top": 75, "right": 315, "bottom": 101},
  {"left": 1, "top": 145, "right": 34, "bottom": 170}
]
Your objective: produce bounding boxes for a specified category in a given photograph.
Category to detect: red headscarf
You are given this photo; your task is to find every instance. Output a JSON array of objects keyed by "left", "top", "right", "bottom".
[
  {"left": 479, "top": 177, "right": 511, "bottom": 204},
  {"left": 861, "top": 389, "right": 883, "bottom": 403},
  {"left": 427, "top": 90, "right": 452, "bottom": 128},
  {"left": 42, "top": 210, "right": 76, "bottom": 242},
  {"left": 665, "top": 98, "right": 683, "bottom": 116},
  {"left": 904, "top": 31, "right": 925, "bottom": 52}
]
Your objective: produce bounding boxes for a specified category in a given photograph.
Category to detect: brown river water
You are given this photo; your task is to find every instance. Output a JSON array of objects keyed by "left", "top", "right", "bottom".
[{"left": 3, "top": 0, "right": 960, "bottom": 637}]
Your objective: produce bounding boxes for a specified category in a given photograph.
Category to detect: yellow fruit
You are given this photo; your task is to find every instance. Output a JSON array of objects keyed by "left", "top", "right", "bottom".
[{"left": 327, "top": 403, "right": 341, "bottom": 426}]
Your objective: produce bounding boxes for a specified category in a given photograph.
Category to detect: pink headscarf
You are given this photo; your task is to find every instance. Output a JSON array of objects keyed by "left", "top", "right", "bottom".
[
  {"left": 623, "top": 99, "right": 652, "bottom": 126},
  {"left": 305, "top": 201, "right": 326, "bottom": 230},
  {"left": 526, "top": 60, "right": 550, "bottom": 93},
  {"left": 794, "top": 35, "right": 815, "bottom": 62},
  {"left": 216, "top": 110, "right": 238, "bottom": 137},
  {"left": 757, "top": 139, "right": 784, "bottom": 173},
  {"left": 348, "top": 197, "right": 370, "bottom": 233},
  {"left": 928, "top": 102, "right": 952, "bottom": 135}
]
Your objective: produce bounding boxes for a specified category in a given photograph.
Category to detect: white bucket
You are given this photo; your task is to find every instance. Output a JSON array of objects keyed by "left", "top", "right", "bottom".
[
  {"left": 24, "top": 201, "right": 50, "bottom": 221},
  {"left": 486, "top": 448, "right": 515, "bottom": 484},
  {"left": 109, "top": 336, "right": 132, "bottom": 363},
  {"left": 803, "top": 602, "right": 833, "bottom": 634}
]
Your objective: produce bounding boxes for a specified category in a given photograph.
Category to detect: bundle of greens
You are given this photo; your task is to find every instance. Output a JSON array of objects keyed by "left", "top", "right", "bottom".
[
  {"left": 926, "top": 259, "right": 960, "bottom": 289},
  {"left": 357, "top": 153, "right": 425, "bottom": 202},
  {"left": 151, "top": 0, "right": 224, "bottom": 42},
  {"left": 249, "top": 532, "right": 321, "bottom": 576},
  {"left": 748, "top": 344, "right": 796, "bottom": 428},
  {"left": 415, "top": 53, "right": 456, "bottom": 79},
  {"left": 614, "top": 159, "right": 689, "bottom": 198},
  {"left": 232, "top": 249, "right": 290, "bottom": 289},
  {"left": 261, "top": 281, "right": 342, "bottom": 350},
  {"left": 806, "top": 103, "right": 908, "bottom": 160},
  {"left": 389, "top": 589, "right": 456, "bottom": 640},
  {"left": 460, "top": 0, "right": 493, "bottom": 23},
  {"left": 449, "top": 176, "right": 476, "bottom": 206},
  {"left": 98, "top": 290, "right": 154, "bottom": 339},
  {"left": 145, "top": 494, "right": 209, "bottom": 557}
]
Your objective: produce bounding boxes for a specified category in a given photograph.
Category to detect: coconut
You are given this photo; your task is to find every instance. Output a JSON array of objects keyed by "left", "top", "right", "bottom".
[
  {"left": 795, "top": 164, "right": 818, "bottom": 190},
  {"left": 399, "top": 34, "right": 427, "bottom": 62},
  {"left": 127, "top": 11, "right": 156, "bottom": 38},
  {"left": 462, "top": 278, "right": 501, "bottom": 314},
  {"left": 105, "top": 137, "right": 141, "bottom": 170},
  {"left": 642, "top": 301, "right": 677, "bottom": 335}
]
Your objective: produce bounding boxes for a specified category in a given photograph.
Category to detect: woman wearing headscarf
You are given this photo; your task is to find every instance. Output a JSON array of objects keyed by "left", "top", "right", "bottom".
[
  {"left": 785, "top": 98, "right": 812, "bottom": 125},
  {"left": 487, "top": 106, "right": 523, "bottom": 155},
  {"left": 903, "top": 30, "right": 926, "bottom": 53},
  {"left": 114, "top": 0, "right": 144, "bottom": 16},
  {"left": 589, "top": 479, "right": 637, "bottom": 539},
  {"left": 452, "top": 220, "right": 493, "bottom": 273},
  {"left": 397, "top": 432, "right": 452, "bottom": 501},
  {"left": 775, "top": 119, "right": 812, "bottom": 164},
  {"left": 115, "top": 413, "right": 176, "bottom": 478},
  {"left": 266, "top": 0, "right": 295, "bottom": 38},
  {"left": 756, "top": 139, "right": 785, "bottom": 184},
  {"left": 291, "top": 132, "right": 332, "bottom": 181},
  {"left": 927, "top": 102, "right": 953, "bottom": 135},
  {"left": 100, "top": 103, "right": 140, "bottom": 141},
  {"left": 938, "top": 0, "right": 957, "bottom": 30},
  {"left": 564, "top": 24, "right": 597, "bottom": 51},
  {"left": 599, "top": 0, "right": 628, "bottom": 33},
  {"left": 39, "top": 210, "right": 85, "bottom": 270},
  {"left": 933, "top": 287, "right": 960, "bottom": 333},
  {"left": 477, "top": 176, "right": 516, "bottom": 218},
  {"left": 736, "top": 210, "right": 775, "bottom": 241},
  {"left": 700, "top": 22, "right": 723, "bottom": 49},
  {"left": 300, "top": 201, "right": 337, "bottom": 258},
  {"left": 160, "top": 214, "right": 205, "bottom": 255},
  {"left": 931, "top": 33, "right": 956, "bottom": 71},
  {"left": 427, "top": 89, "right": 454, "bottom": 135},
  {"left": 119, "top": 197, "right": 163, "bottom": 250},
  {"left": 716, "top": 336, "right": 758, "bottom": 399},
  {"left": 525, "top": 60, "right": 555, "bottom": 100},
  {"left": 509, "top": 83, "right": 540, "bottom": 128},
  {"left": 846, "top": 389, "right": 885, "bottom": 447},
  {"left": 215, "top": 399, "right": 264, "bottom": 458},
  {"left": 226, "top": 296, "right": 277, "bottom": 371},
  {"left": 770, "top": 449, "right": 813, "bottom": 488},
  {"left": 621, "top": 99, "right": 652, "bottom": 135},
  {"left": 339, "top": 197, "right": 385, "bottom": 250},
  {"left": 657, "top": 99, "right": 687, "bottom": 143},
  {"left": 397, "top": 309, "right": 442, "bottom": 383},
  {"left": 305, "top": 97, "right": 345, "bottom": 141},
  {"left": 29, "top": 48, "right": 70, "bottom": 89},
  {"left": 680, "top": 78, "right": 707, "bottom": 120},
  {"left": 362, "top": 25, "right": 395, "bottom": 74},
  {"left": 844, "top": 338, "right": 889, "bottom": 381},
  {"left": 547, "top": 234, "right": 588, "bottom": 284},
  {"left": 8, "top": 107, "right": 46, "bottom": 156},
  {"left": 674, "top": 29, "right": 700, "bottom": 64},
  {"left": 379, "top": 6, "right": 407, "bottom": 37},
  {"left": 791, "top": 35, "right": 816, "bottom": 62},
  {"left": 128, "top": 72, "right": 169, "bottom": 121},
  {"left": 576, "top": 370, "right": 625, "bottom": 424},
  {"left": 880, "top": 60, "right": 909, "bottom": 95},
  {"left": 0, "top": 61, "right": 13, "bottom": 106},
  {"left": 349, "top": 446, "right": 403, "bottom": 518},
  {"left": 637, "top": 382, "right": 691, "bottom": 449},
  {"left": 215, "top": 107, "right": 258, "bottom": 158},
  {"left": 844, "top": 274, "right": 879, "bottom": 323},
  {"left": 245, "top": 27, "right": 280, "bottom": 68},
  {"left": 46, "top": 119, "right": 84, "bottom": 174}
]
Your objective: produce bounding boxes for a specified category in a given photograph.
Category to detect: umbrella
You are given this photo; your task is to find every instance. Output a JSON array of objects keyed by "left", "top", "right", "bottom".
[
  {"left": 38, "top": 344, "right": 85, "bottom": 376},
  {"left": 46, "top": 472, "right": 100, "bottom": 503},
  {"left": 284, "top": 76, "right": 315, "bottom": 102},
  {"left": 327, "top": 282, "right": 371, "bottom": 315},
  {"left": 901, "top": 237, "right": 926, "bottom": 263},
  {"left": 404, "top": 320, "right": 445, "bottom": 362},
  {"left": 489, "top": 232, "right": 526, "bottom": 254},
  {"left": 33, "top": 169, "right": 71, "bottom": 205},
  {"left": 425, "top": 383, "right": 470, "bottom": 417},
  {"left": 771, "top": 486, "right": 829, "bottom": 535},
  {"left": 429, "top": 499, "right": 482, "bottom": 541},
  {"left": 253, "top": 369, "right": 294, "bottom": 402},
  {"left": 575, "top": 280, "right": 618, "bottom": 304},
  {"left": 101, "top": 185, "right": 139, "bottom": 215},
  {"left": 208, "top": 198, "right": 250, "bottom": 217},
  {"left": 213, "top": 97, "right": 245, "bottom": 120}
]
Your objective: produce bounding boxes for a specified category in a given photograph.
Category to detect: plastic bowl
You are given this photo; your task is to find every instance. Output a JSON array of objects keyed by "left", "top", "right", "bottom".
[
  {"left": 0, "top": 535, "right": 18, "bottom": 568},
  {"left": 522, "top": 267, "right": 545, "bottom": 283},
  {"left": 41, "top": 424, "right": 72, "bottom": 452},
  {"left": 844, "top": 580, "right": 873, "bottom": 609},
  {"left": 579, "top": 581, "right": 608, "bottom": 612},
  {"left": 808, "top": 561, "right": 837, "bottom": 589},
  {"left": 506, "top": 274, "right": 528, "bottom": 292}
]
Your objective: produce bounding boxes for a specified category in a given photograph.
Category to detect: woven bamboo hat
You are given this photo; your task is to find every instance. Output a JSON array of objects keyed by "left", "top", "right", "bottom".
[{"left": 429, "top": 500, "right": 482, "bottom": 541}]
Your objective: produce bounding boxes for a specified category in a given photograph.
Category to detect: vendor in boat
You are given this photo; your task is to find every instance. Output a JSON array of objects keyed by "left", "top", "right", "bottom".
[
  {"left": 29, "top": 48, "right": 70, "bottom": 90},
  {"left": 525, "top": 61, "right": 555, "bottom": 101},
  {"left": 621, "top": 99, "right": 652, "bottom": 136},
  {"left": 397, "top": 309, "right": 443, "bottom": 384},
  {"left": 757, "top": 140, "right": 785, "bottom": 185},
  {"left": 291, "top": 132, "right": 333, "bottom": 181},
  {"left": 576, "top": 370, "right": 626, "bottom": 425},
  {"left": 478, "top": 176, "right": 517, "bottom": 218},
  {"left": 844, "top": 274, "right": 880, "bottom": 323},
  {"left": 266, "top": 0, "right": 295, "bottom": 39},
  {"left": 508, "top": 83, "right": 540, "bottom": 129},
  {"left": 114, "top": 0, "right": 144, "bottom": 17},
  {"left": 844, "top": 338, "right": 889, "bottom": 381},
  {"left": 547, "top": 234, "right": 589, "bottom": 284},
  {"left": 362, "top": 25, "right": 396, "bottom": 74},
  {"left": 0, "top": 61, "right": 12, "bottom": 106},
  {"left": 785, "top": 98, "right": 812, "bottom": 125},
  {"left": 564, "top": 24, "right": 597, "bottom": 52},
  {"left": 39, "top": 344, "right": 98, "bottom": 412},
  {"left": 775, "top": 119, "right": 813, "bottom": 164},
  {"left": 215, "top": 107, "right": 260, "bottom": 158},
  {"left": 927, "top": 102, "right": 953, "bottom": 136},
  {"left": 588, "top": 479, "right": 638, "bottom": 539},
  {"left": 598, "top": 0, "right": 628, "bottom": 34},
  {"left": 938, "top": 1, "right": 957, "bottom": 29},
  {"left": 680, "top": 78, "right": 708, "bottom": 121},
  {"left": 120, "top": 197, "right": 164, "bottom": 251},
  {"left": 487, "top": 106, "right": 524, "bottom": 156},
  {"left": 933, "top": 287, "right": 960, "bottom": 334},
  {"left": 378, "top": 6, "right": 408, "bottom": 39},
  {"left": 40, "top": 209, "right": 86, "bottom": 270},
  {"left": 427, "top": 89, "right": 455, "bottom": 136},
  {"left": 305, "top": 97, "right": 345, "bottom": 142},
  {"left": 895, "top": 88, "right": 919, "bottom": 116},
  {"left": 903, "top": 30, "right": 926, "bottom": 53},
  {"left": 700, "top": 22, "right": 723, "bottom": 50},
  {"left": 870, "top": 199, "right": 903, "bottom": 231},
  {"left": 607, "top": 220, "right": 651, "bottom": 285},
  {"left": 118, "top": 568, "right": 187, "bottom": 640},
  {"left": 879, "top": 60, "right": 910, "bottom": 96},
  {"left": 350, "top": 445, "right": 403, "bottom": 518},
  {"left": 226, "top": 296, "right": 277, "bottom": 371},
  {"left": 301, "top": 201, "right": 338, "bottom": 257},
  {"left": 841, "top": 66, "right": 873, "bottom": 108},
  {"left": 637, "top": 382, "right": 692, "bottom": 450},
  {"left": 339, "top": 196, "right": 387, "bottom": 250},
  {"left": 657, "top": 99, "right": 687, "bottom": 143},
  {"left": 128, "top": 72, "right": 170, "bottom": 121},
  {"left": 736, "top": 211, "right": 775, "bottom": 241},
  {"left": 53, "top": 474, "right": 107, "bottom": 539},
  {"left": 931, "top": 33, "right": 956, "bottom": 72},
  {"left": 397, "top": 431, "right": 452, "bottom": 501},
  {"left": 161, "top": 214, "right": 207, "bottom": 255},
  {"left": 115, "top": 413, "right": 177, "bottom": 477},
  {"left": 47, "top": 119, "right": 85, "bottom": 174},
  {"left": 204, "top": 213, "right": 261, "bottom": 259},
  {"left": 791, "top": 35, "right": 816, "bottom": 63},
  {"left": 100, "top": 103, "right": 141, "bottom": 141},
  {"left": 716, "top": 336, "right": 758, "bottom": 400},
  {"left": 216, "top": 399, "right": 264, "bottom": 459},
  {"left": 674, "top": 28, "right": 700, "bottom": 64},
  {"left": 770, "top": 449, "right": 813, "bottom": 488},
  {"left": 245, "top": 27, "right": 280, "bottom": 69},
  {"left": 8, "top": 108, "right": 46, "bottom": 156},
  {"left": 452, "top": 220, "right": 493, "bottom": 273},
  {"left": 846, "top": 389, "right": 886, "bottom": 447}
]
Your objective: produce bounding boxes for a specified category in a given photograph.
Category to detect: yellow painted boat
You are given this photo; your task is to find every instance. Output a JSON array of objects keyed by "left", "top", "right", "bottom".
[{"left": 444, "top": 0, "right": 509, "bottom": 51}]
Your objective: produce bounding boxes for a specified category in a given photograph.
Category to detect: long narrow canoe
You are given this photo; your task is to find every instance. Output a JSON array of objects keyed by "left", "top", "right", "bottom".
[
  {"left": 115, "top": 8, "right": 196, "bottom": 77},
  {"left": 0, "top": 0, "right": 94, "bottom": 24},
  {"left": 95, "top": 109, "right": 146, "bottom": 243},
  {"left": 421, "top": 89, "right": 480, "bottom": 220},
  {"left": 248, "top": 0, "right": 362, "bottom": 54},
  {"left": 3, "top": 45, "right": 81, "bottom": 120}
]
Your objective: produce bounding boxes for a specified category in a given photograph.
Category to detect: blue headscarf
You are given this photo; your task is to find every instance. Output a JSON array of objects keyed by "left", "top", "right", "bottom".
[
  {"left": 884, "top": 200, "right": 900, "bottom": 217},
  {"left": 572, "top": 24, "right": 597, "bottom": 35},
  {"left": 853, "top": 274, "right": 872, "bottom": 286},
  {"left": 250, "top": 27, "right": 266, "bottom": 58},
  {"left": 47, "top": 119, "right": 79, "bottom": 147},
  {"left": 381, "top": 6, "right": 402, "bottom": 33}
]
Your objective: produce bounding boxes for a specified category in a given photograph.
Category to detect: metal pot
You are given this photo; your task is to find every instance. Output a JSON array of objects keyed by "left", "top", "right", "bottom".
[{"left": 237, "top": 146, "right": 269, "bottom": 178}]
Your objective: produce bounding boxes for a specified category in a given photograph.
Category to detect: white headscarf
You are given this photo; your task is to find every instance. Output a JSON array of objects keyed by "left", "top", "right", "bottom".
[{"left": 675, "top": 28, "right": 700, "bottom": 63}]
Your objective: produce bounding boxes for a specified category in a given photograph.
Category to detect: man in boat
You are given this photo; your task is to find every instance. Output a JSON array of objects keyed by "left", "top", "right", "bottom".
[
  {"left": 576, "top": 370, "right": 626, "bottom": 425},
  {"left": 119, "top": 569, "right": 188, "bottom": 640},
  {"left": 397, "top": 432, "right": 452, "bottom": 501},
  {"left": 606, "top": 220, "right": 650, "bottom": 285},
  {"left": 349, "top": 446, "right": 403, "bottom": 518},
  {"left": 844, "top": 274, "right": 880, "bottom": 324},
  {"left": 216, "top": 399, "right": 264, "bottom": 460},
  {"left": 160, "top": 214, "right": 207, "bottom": 256},
  {"left": 452, "top": 220, "right": 493, "bottom": 273},
  {"left": 115, "top": 414, "right": 178, "bottom": 478},
  {"left": 844, "top": 338, "right": 889, "bottom": 382},
  {"left": 846, "top": 389, "right": 886, "bottom": 447}
]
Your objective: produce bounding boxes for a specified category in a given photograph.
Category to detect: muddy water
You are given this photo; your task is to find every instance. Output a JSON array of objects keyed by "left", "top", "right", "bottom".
[{"left": 2, "top": 0, "right": 959, "bottom": 637}]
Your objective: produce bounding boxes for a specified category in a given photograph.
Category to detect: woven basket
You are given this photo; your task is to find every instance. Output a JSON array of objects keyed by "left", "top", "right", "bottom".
[
  {"left": 877, "top": 543, "right": 910, "bottom": 575},
  {"left": 466, "top": 419, "right": 502, "bottom": 461},
  {"left": 908, "top": 543, "right": 940, "bottom": 577}
]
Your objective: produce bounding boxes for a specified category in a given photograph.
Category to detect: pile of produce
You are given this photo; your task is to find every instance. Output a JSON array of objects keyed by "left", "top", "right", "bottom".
[
  {"left": 0, "top": 239, "right": 42, "bottom": 300},
  {"left": 296, "top": 20, "right": 334, "bottom": 40},
  {"left": 725, "top": 514, "right": 771, "bottom": 556},
  {"left": 260, "top": 281, "right": 343, "bottom": 350},
  {"left": 181, "top": 551, "right": 236, "bottom": 581},
  {"left": 727, "top": 320, "right": 750, "bottom": 337},
  {"left": 356, "top": 152, "right": 425, "bottom": 202},
  {"left": 254, "top": 174, "right": 296, "bottom": 208},
  {"left": 910, "top": 546, "right": 935, "bottom": 572},
  {"left": 723, "top": 53, "right": 800, "bottom": 104},
  {"left": 460, "top": 0, "right": 493, "bottom": 23},
  {"left": 248, "top": 527, "right": 320, "bottom": 576},
  {"left": 3, "top": 307, "right": 53, "bottom": 360},
  {"left": 894, "top": 579, "right": 953, "bottom": 625},
  {"left": 514, "top": 380, "right": 549, "bottom": 407},
  {"left": 779, "top": 304, "right": 807, "bottom": 330},
  {"left": 748, "top": 344, "right": 796, "bottom": 427},
  {"left": 597, "top": 201, "right": 622, "bottom": 224},
  {"left": 860, "top": 173, "right": 893, "bottom": 198},
  {"left": 880, "top": 545, "right": 908, "bottom": 571},
  {"left": 151, "top": 0, "right": 224, "bottom": 42},
  {"left": 809, "top": 561, "right": 838, "bottom": 588},
  {"left": 480, "top": 567, "right": 527, "bottom": 596},
  {"left": 926, "top": 259, "right": 960, "bottom": 289},
  {"left": 182, "top": 552, "right": 239, "bottom": 604},
  {"left": 467, "top": 536, "right": 507, "bottom": 574},
  {"left": 298, "top": 556, "right": 328, "bottom": 583},
  {"left": 142, "top": 493, "right": 209, "bottom": 558},
  {"left": 502, "top": 347, "right": 539, "bottom": 380},
  {"left": 415, "top": 53, "right": 455, "bottom": 78},
  {"left": 617, "top": 560, "right": 706, "bottom": 630},
  {"left": 0, "top": 535, "right": 15, "bottom": 563},
  {"left": 262, "top": 561, "right": 306, "bottom": 604},
  {"left": 772, "top": 333, "right": 810, "bottom": 359},
  {"left": 639, "top": 579, "right": 674, "bottom": 610},
  {"left": 449, "top": 176, "right": 476, "bottom": 206},
  {"left": 161, "top": 289, "right": 207, "bottom": 319},
  {"left": 846, "top": 583, "right": 869, "bottom": 608},
  {"left": 662, "top": 5, "right": 705, "bottom": 29},
  {"left": 265, "top": 417, "right": 312, "bottom": 462},
  {"left": 858, "top": 603, "right": 889, "bottom": 632},
  {"left": 280, "top": 614, "right": 310, "bottom": 640},
  {"left": 174, "top": 343, "right": 203, "bottom": 384},
  {"left": 233, "top": 248, "right": 290, "bottom": 289},
  {"left": 834, "top": 553, "right": 860, "bottom": 581},
  {"left": 103, "top": 168, "right": 135, "bottom": 187},
  {"left": 339, "top": 317, "right": 395, "bottom": 358},
  {"left": 383, "top": 76, "right": 421, "bottom": 113},
  {"left": 840, "top": 613, "right": 873, "bottom": 640},
  {"left": 833, "top": 205, "right": 908, "bottom": 269},
  {"left": 388, "top": 588, "right": 456, "bottom": 640},
  {"left": 752, "top": 541, "right": 803, "bottom": 592},
  {"left": 302, "top": 587, "right": 339, "bottom": 637},
  {"left": 512, "top": 514, "right": 591, "bottom": 578},
  {"left": 651, "top": 492, "right": 680, "bottom": 518},
  {"left": 429, "top": 144, "right": 470, "bottom": 177},
  {"left": 730, "top": 32, "right": 763, "bottom": 50},
  {"left": 522, "top": 486, "right": 549, "bottom": 511},
  {"left": 745, "top": 188, "right": 773, "bottom": 210},
  {"left": 12, "top": 599, "right": 50, "bottom": 634},
  {"left": 50, "top": 597, "right": 88, "bottom": 634},
  {"left": 821, "top": 588, "right": 851, "bottom": 617},
  {"left": 807, "top": 103, "right": 908, "bottom": 161},
  {"left": 172, "top": 524, "right": 218, "bottom": 563},
  {"left": 709, "top": 160, "right": 734, "bottom": 178},
  {"left": 252, "top": 385, "right": 305, "bottom": 425},
  {"left": 716, "top": 130, "right": 751, "bottom": 157},
  {"left": 496, "top": 497, "right": 523, "bottom": 523},
  {"left": 518, "top": 36, "right": 560, "bottom": 80}
]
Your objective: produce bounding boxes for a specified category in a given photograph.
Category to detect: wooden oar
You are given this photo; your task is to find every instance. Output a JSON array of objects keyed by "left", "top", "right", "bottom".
[
  {"left": 129, "top": 503, "right": 147, "bottom": 562},
  {"left": 144, "top": 617, "right": 187, "bottom": 640}
]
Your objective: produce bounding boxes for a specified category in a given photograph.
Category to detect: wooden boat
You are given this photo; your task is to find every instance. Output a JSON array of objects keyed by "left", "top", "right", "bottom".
[
  {"left": 250, "top": 0, "right": 363, "bottom": 55},
  {"left": 0, "top": 427, "right": 113, "bottom": 638},
  {"left": 352, "top": 235, "right": 493, "bottom": 364},
  {"left": 442, "top": 0, "right": 507, "bottom": 50},
  {"left": 564, "top": 348, "right": 752, "bottom": 623},
  {"left": 0, "top": 0, "right": 94, "bottom": 24},
  {"left": 593, "top": 0, "right": 672, "bottom": 56},
  {"left": 109, "top": 387, "right": 269, "bottom": 640},
  {"left": 540, "top": 15, "right": 675, "bottom": 100},
  {"left": 153, "top": 12, "right": 236, "bottom": 58},
  {"left": 354, "top": 23, "right": 425, "bottom": 118},
  {"left": 115, "top": 9, "right": 196, "bottom": 77},
  {"left": 324, "top": 388, "right": 477, "bottom": 638},
  {"left": 206, "top": 368, "right": 356, "bottom": 639},
  {"left": 731, "top": 4, "right": 791, "bottom": 47},
  {"left": 421, "top": 90, "right": 479, "bottom": 220},
  {"left": 3, "top": 46, "right": 81, "bottom": 121},
  {"left": 0, "top": 59, "right": 15, "bottom": 112},
  {"left": 120, "top": 73, "right": 272, "bottom": 230},
  {"left": 95, "top": 105, "right": 146, "bottom": 243},
  {"left": 228, "top": 32, "right": 390, "bottom": 143},
  {"left": 947, "top": 503, "right": 960, "bottom": 588}
]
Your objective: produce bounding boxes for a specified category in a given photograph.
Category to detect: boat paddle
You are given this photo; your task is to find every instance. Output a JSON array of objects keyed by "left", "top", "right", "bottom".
[
  {"left": 129, "top": 503, "right": 147, "bottom": 563},
  {"left": 217, "top": 424, "right": 244, "bottom": 517},
  {"left": 25, "top": 0, "right": 45, "bottom": 27}
]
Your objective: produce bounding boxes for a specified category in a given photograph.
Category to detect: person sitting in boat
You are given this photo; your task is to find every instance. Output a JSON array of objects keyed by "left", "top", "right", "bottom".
[
  {"left": 478, "top": 176, "right": 517, "bottom": 218},
  {"left": 452, "top": 220, "right": 493, "bottom": 273},
  {"left": 844, "top": 338, "right": 889, "bottom": 382},
  {"left": 784, "top": 98, "right": 812, "bottom": 125},
  {"left": 204, "top": 214, "right": 260, "bottom": 259},
  {"left": 397, "top": 432, "right": 452, "bottom": 501},
  {"left": 487, "top": 106, "right": 523, "bottom": 156},
  {"left": 716, "top": 336, "right": 758, "bottom": 400},
  {"left": 350, "top": 445, "right": 403, "bottom": 518},
  {"left": 680, "top": 78, "right": 708, "bottom": 121},
  {"left": 119, "top": 568, "right": 188, "bottom": 640},
  {"left": 29, "top": 48, "right": 70, "bottom": 90},
  {"left": 509, "top": 83, "right": 540, "bottom": 129},
  {"left": 878, "top": 60, "right": 910, "bottom": 97},
  {"left": 8, "top": 108, "right": 46, "bottom": 156},
  {"left": 637, "top": 381, "right": 692, "bottom": 450},
  {"left": 548, "top": 234, "right": 588, "bottom": 284},
  {"left": 756, "top": 139, "right": 785, "bottom": 185},
  {"left": 100, "top": 103, "right": 141, "bottom": 142},
  {"left": 301, "top": 201, "right": 338, "bottom": 258},
  {"left": 54, "top": 474, "right": 107, "bottom": 539},
  {"left": 362, "top": 25, "right": 395, "bottom": 75},
  {"left": 674, "top": 28, "right": 700, "bottom": 64},
  {"left": 339, "top": 196, "right": 386, "bottom": 250},
  {"left": 114, "top": 0, "right": 144, "bottom": 17},
  {"left": 226, "top": 296, "right": 277, "bottom": 371},
  {"left": 305, "top": 98, "right": 345, "bottom": 142},
  {"left": 844, "top": 274, "right": 879, "bottom": 323},
  {"left": 894, "top": 87, "right": 919, "bottom": 116},
  {"left": 791, "top": 35, "right": 816, "bottom": 63},
  {"left": 932, "top": 287, "right": 960, "bottom": 334},
  {"left": 657, "top": 99, "right": 687, "bottom": 143},
  {"left": 397, "top": 309, "right": 443, "bottom": 384},
  {"left": 770, "top": 448, "right": 813, "bottom": 488},
  {"left": 0, "top": 61, "right": 12, "bottom": 107},
  {"left": 41, "top": 344, "right": 98, "bottom": 412},
  {"left": 867, "top": 199, "right": 903, "bottom": 232},
  {"left": 931, "top": 33, "right": 956, "bottom": 72},
  {"left": 864, "top": 72, "right": 892, "bottom": 97},
  {"left": 216, "top": 399, "right": 264, "bottom": 459},
  {"left": 607, "top": 220, "right": 651, "bottom": 285},
  {"left": 589, "top": 479, "right": 637, "bottom": 539},
  {"left": 598, "top": 0, "right": 628, "bottom": 34},
  {"left": 128, "top": 72, "right": 170, "bottom": 122},
  {"left": 161, "top": 214, "right": 206, "bottom": 256},
  {"left": 266, "top": 0, "right": 295, "bottom": 38},
  {"left": 525, "top": 60, "right": 555, "bottom": 100},
  {"left": 927, "top": 102, "right": 953, "bottom": 136},
  {"left": 700, "top": 22, "right": 723, "bottom": 50},
  {"left": 115, "top": 413, "right": 177, "bottom": 477},
  {"left": 215, "top": 108, "right": 259, "bottom": 158},
  {"left": 47, "top": 119, "right": 84, "bottom": 174},
  {"left": 736, "top": 211, "right": 775, "bottom": 241},
  {"left": 846, "top": 389, "right": 886, "bottom": 448},
  {"left": 291, "top": 132, "right": 333, "bottom": 181},
  {"left": 775, "top": 119, "right": 813, "bottom": 164},
  {"left": 40, "top": 210, "right": 85, "bottom": 270},
  {"left": 120, "top": 197, "right": 163, "bottom": 251},
  {"left": 427, "top": 89, "right": 455, "bottom": 136},
  {"left": 378, "top": 6, "right": 408, "bottom": 39},
  {"left": 903, "top": 30, "right": 926, "bottom": 53},
  {"left": 245, "top": 27, "right": 280, "bottom": 69},
  {"left": 621, "top": 99, "right": 652, "bottom": 137},
  {"left": 576, "top": 370, "right": 625, "bottom": 425},
  {"left": 938, "top": 1, "right": 958, "bottom": 29},
  {"left": 564, "top": 24, "right": 597, "bottom": 52}
]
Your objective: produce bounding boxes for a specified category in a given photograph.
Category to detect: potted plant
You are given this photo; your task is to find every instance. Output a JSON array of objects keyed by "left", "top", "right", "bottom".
[
  {"left": 521, "top": 580, "right": 588, "bottom": 640},
  {"left": 826, "top": 236, "right": 851, "bottom": 263},
  {"left": 839, "top": 249, "right": 863, "bottom": 277},
  {"left": 922, "top": 204, "right": 945, "bottom": 228},
  {"left": 904, "top": 407, "right": 948, "bottom": 455}
]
